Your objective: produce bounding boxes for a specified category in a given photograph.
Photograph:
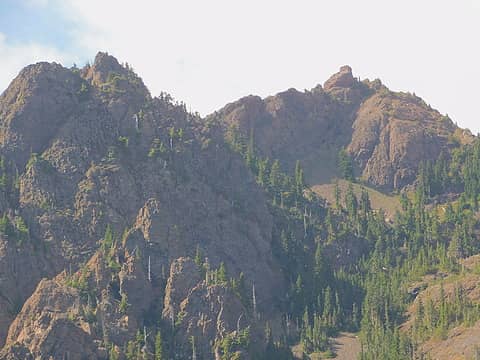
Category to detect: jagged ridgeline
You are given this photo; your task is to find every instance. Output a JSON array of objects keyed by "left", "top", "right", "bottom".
[{"left": 1, "top": 52, "right": 480, "bottom": 360}]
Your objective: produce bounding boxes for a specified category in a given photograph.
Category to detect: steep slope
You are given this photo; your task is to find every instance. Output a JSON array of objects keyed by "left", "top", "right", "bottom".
[
  {"left": 347, "top": 88, "right": 472, "bottom": 190},
  {"left": 0, "top": 52, "right": 285, "bottom": 358},
  {"left": 212, "top": 65, "right": 471, "bottom": 191},
  {"left": 400, "top": 255, "right": 480, "bottom": 359},
  {"left": 209, "top": 66, "right": 366, "bottom": 185},
  {"left": 2, "top": 53, "right": 480, "bottom": 359}
]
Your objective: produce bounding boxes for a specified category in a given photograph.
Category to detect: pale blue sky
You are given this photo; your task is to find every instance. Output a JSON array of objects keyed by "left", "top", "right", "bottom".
[
  {"left": 0, "top": 0, "right": 479, "bottom": 133},
  {"left": 0, "top": 0, "right": 72, "bottom": 49}
]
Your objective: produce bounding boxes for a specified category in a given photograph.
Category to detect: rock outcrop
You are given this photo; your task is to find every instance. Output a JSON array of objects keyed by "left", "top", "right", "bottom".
[
  {"left": 3, "top": 279, "right": 100, "bottom": 359},
  {"left": 162, "top": 258, "right": 253, "bottom": 359},
  {"left": 323, "top": 65, "right": 355, "bottom": 91},
  {"left": 0, "top": 52, "right": 284, "bottom": 357},
  {"left": 213, "top": 66, "right": 470, "bottom": 191}
]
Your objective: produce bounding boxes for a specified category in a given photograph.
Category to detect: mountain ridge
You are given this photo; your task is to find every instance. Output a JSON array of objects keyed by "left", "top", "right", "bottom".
[
  {"left": 211, "top": 64, "right": 472, "bottom": 191},
  {"left": 0, "top": 52, "right": 478, "bottom": 359}
]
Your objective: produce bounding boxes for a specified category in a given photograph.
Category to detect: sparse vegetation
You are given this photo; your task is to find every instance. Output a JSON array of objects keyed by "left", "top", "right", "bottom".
[{"left": 3, "top": 53, "right": 480, "bottom": 360}]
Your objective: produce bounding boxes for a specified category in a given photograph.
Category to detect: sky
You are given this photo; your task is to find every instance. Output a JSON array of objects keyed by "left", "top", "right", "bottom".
[{"left": 0, "top": 0, "right": 479, "bottom": 132}]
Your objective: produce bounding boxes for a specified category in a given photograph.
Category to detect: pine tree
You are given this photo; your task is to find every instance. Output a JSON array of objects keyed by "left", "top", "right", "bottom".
[
  {"left": 218, "top": 262, "right": 227, "bottom": 284},
  {"left": 257, "top": 158, "right": 269, "bottom": 186},
  {"left": 294, "top": 275, "right": 304, "bottom": 315},
  {"left": 0, "top": 213, "right": 11, "bottom": 235},
  {"left": 295, "top": 160, "right": 305, "bottom": 200},
  {"left": 345, "top": 183, "right": 358, "bottom": 220},
  {"left": 269, "top": 160, "right": 281, "bottom": 191},
  {"left": 338, "top": 148, "right": 354, "bottom": 181},
  {"left": 314, "top": 243, "right": 327, "bottom": 291},
  {"left": 194, "top": 245, "right": 203, "bottom": 267},
  {"left": 334, "top": 182, "right": 341, "bottom": 210},
  {"left": 246, "top": 128, "right": 255, "bottom": 171}
]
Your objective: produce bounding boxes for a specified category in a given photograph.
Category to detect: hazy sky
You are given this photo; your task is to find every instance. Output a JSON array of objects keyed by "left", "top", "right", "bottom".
[{"left": 1, "top": 0, "right": 479, "bottom": 132}]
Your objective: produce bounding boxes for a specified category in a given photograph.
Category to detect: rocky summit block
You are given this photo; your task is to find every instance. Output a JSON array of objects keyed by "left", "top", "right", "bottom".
[{"left": 213, "top": 66, "right": 471, "bottom": 191}]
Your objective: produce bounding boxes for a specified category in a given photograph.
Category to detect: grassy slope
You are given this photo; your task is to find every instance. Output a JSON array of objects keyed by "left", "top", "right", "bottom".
[{"left": 311, "top": 179, "right": 401, "bottom": 220}]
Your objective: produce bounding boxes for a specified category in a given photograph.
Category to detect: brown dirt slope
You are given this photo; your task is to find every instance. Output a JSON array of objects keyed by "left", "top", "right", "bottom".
[{"left": 331, "top": 332, "right": 361, "bottom": 360}]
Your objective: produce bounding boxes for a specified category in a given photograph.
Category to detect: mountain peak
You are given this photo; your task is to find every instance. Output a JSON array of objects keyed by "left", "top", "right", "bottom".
[
  {"left": 80, "top": 51, "right": 151, "bottom": 105},
  {"left": 324, "top": 65, "right": 355, "bottom": 91},
  {"left": 82, "top": 51, "right": 126, "bottom": 86},
  {"left": 93, "top": 51, "right": 123, "bottom": 72}
]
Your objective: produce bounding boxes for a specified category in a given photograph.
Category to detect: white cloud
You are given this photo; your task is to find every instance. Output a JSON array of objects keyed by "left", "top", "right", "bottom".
[
  {"left": 53, "top": 0, "right": 480, "bottom": 132},
  {"left": 3, "top": 0, "right": 480, "bottom": 132},
  {"left": 0, "top": 33, "right": 78, "bottom": 91}
]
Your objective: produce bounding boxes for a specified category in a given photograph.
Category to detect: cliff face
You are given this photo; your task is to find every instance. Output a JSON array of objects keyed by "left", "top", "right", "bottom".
[
  {"left": 0, "top": 236, "right": 51, "bottom": 348},
  {"left": 0, "top": 53, "right": 285, "bottom": 358},
  {"left": 162, "top": 258, "right": 254, "bottom": 359},
  {"left": 347, "top": 89, "right": 463, "bottom": 190},
  {"left": 213, "top": 65, "right": 469, "bottom": 191}
]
